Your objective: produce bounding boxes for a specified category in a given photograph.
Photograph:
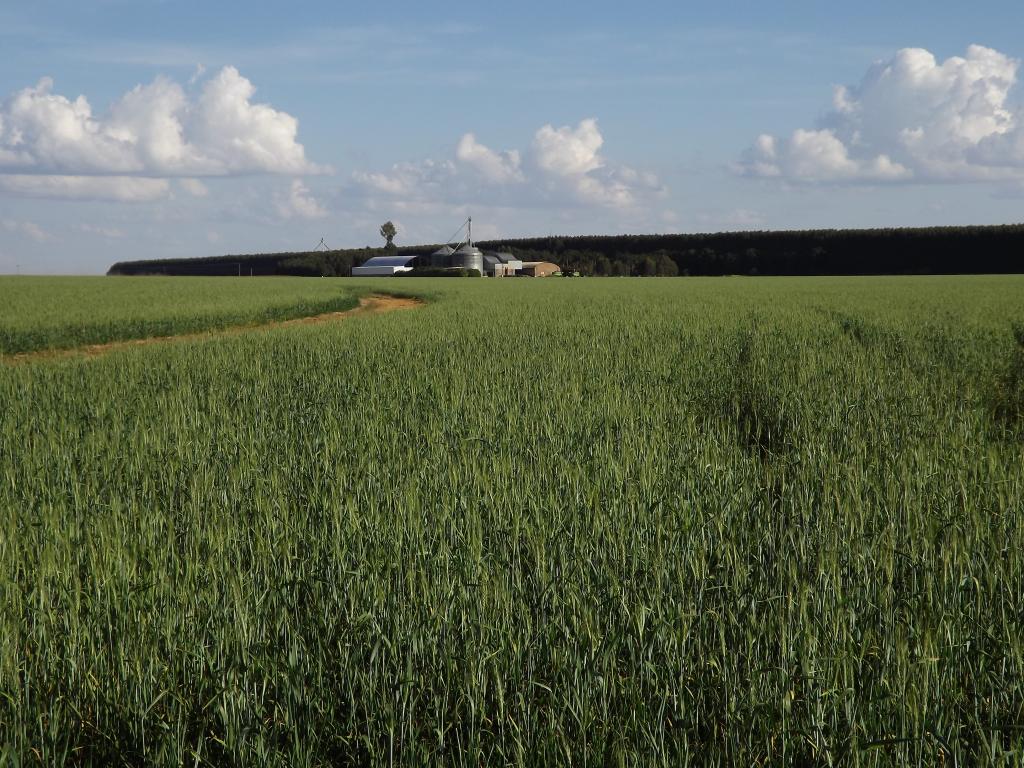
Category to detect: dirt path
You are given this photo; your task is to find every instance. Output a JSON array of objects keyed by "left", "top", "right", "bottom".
[{"left": 3, "top": 293, "right": 423, "bottom": 365}]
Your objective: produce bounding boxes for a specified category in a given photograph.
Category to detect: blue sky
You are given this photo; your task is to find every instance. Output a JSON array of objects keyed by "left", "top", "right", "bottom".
[{"left": 3, "top": 0, "right": 1024, "bottom": 273}]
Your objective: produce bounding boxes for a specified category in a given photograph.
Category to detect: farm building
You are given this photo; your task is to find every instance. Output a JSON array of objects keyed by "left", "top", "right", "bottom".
[
  {"left": 520, "top": 261, "right": 561, "bottom": 277},
  {"left": 352, "top": 218, "right": 560, "bottom": 277},
  {"left": 483, "top": 252, "right": 524, "bottom": 277},
  {"left": 351, "top": 254, "right": 418, "bottom": 276}
]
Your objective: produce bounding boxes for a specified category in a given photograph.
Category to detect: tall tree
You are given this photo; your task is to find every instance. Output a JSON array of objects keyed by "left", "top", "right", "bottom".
[{"left": 380, "top": 221, "right": 398, "bottom": 252}]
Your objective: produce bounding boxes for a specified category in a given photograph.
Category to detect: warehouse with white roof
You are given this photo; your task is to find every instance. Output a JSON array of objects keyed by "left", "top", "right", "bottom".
[{"left": 351, "top": 254, "right": 418, "bottom": 276}]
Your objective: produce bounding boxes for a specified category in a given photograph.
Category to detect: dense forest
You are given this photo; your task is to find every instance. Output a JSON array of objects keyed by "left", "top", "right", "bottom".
[{"left": 108, "top": 224, "right": 1024, "bottom": 277}]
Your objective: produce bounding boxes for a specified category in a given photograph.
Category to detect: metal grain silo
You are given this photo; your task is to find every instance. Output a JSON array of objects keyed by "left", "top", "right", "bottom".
[
  {"left": 451, "top": 244, "right": 483, "bottom": 274},
  {"left": 431, "top": 245, "right": 454, "bottom": 267}
]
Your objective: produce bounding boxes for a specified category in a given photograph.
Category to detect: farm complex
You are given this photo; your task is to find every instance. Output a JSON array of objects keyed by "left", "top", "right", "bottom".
[
  {"left": 353, "top": 218, "right": 561, "bottom": 277},
  {"left": 352, "top": 250, "right": 561, "bottom": 277}
]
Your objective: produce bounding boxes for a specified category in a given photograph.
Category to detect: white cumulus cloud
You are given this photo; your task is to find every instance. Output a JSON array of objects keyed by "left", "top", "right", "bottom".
[
  {"left": 456, "top": 133, "right": 523, "bottom": 183},
  {"left": 351, "top": 118, "right": 661, "bottom": 210},
  {"left": 739, "top": 44, "right": 1024, "bottom": 183},
  {"left": 532, "top": 118, "right": 605, "bottom": 176},
  {"left": 0, "top": 66, "right": 323, "bottom": 200},
  {"left": 352, "top": 159, "right": 456, "bottom": 198},
  {"left": 530, "top": 118, "right": 662, "bottom": 206},
  {"left": 276, "top": 179, "right": 327, "bottom": 219}
]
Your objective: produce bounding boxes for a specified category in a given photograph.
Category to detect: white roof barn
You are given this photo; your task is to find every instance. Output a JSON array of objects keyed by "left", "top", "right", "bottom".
[{"left": 351, "top": 255, "right": 418, "bottom": 276}]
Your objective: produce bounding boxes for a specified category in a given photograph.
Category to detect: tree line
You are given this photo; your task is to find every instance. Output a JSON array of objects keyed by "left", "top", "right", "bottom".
[{"left": 108, "top": 224, "right": 1024, "bottom": 277}]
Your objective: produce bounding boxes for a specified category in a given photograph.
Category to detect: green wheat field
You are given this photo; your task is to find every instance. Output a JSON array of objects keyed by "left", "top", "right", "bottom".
[{"left": 1, "top": 275, "right": 1022, "bottom": 765}]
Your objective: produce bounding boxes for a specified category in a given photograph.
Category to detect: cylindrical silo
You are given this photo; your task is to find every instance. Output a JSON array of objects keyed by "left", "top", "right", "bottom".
[
  {"left": 451, "top": 244, "right": 483, "bottom": 274},
  {"left": 431, "top": 245, "right": 454, "bottom": 268}
]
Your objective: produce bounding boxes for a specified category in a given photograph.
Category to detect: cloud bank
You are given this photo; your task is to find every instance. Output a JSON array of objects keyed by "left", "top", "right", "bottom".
[
  {"left": 0, "top": 67, "right": 321, "bottom": 201},
  {"left": 739, "top": 44, "right": 1024, "bottom": 183},
  {"left": 0, "top": 174, "right": 171, "bottom": 201}
]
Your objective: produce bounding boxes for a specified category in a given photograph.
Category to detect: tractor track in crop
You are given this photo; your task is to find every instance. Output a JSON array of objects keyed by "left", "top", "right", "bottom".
[{"left": 2, "top": 293, "right": 424, "bottom": 365}]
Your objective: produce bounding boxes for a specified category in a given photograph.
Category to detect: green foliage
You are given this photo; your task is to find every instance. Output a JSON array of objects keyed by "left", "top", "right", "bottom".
[
  {"left": 721, "top": 323, "right": 794, "bottom": 457},
  {"left": 109, "top": 223, "right": 1024, "bottom": 278},
  {"left": 988, "top": 321, "right": 1024, "bottom": 439},
  {"left": 1, "top": 275, "right": 1023, "bottom": 764},
  {"left": 108, "top": 248, "right": 388, "bottom": 277},
  {"left": 479, "top": 224, "right": 1024, "bottom": 276},
  {"left": 0, "top": 277, "right": 365, "bottom": 355},
  {"left": 380, "top": 221, "right": 398, "bottom": 253},
  {"left": 278, "top": 251, "right": 362, "bottom": 276}
]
